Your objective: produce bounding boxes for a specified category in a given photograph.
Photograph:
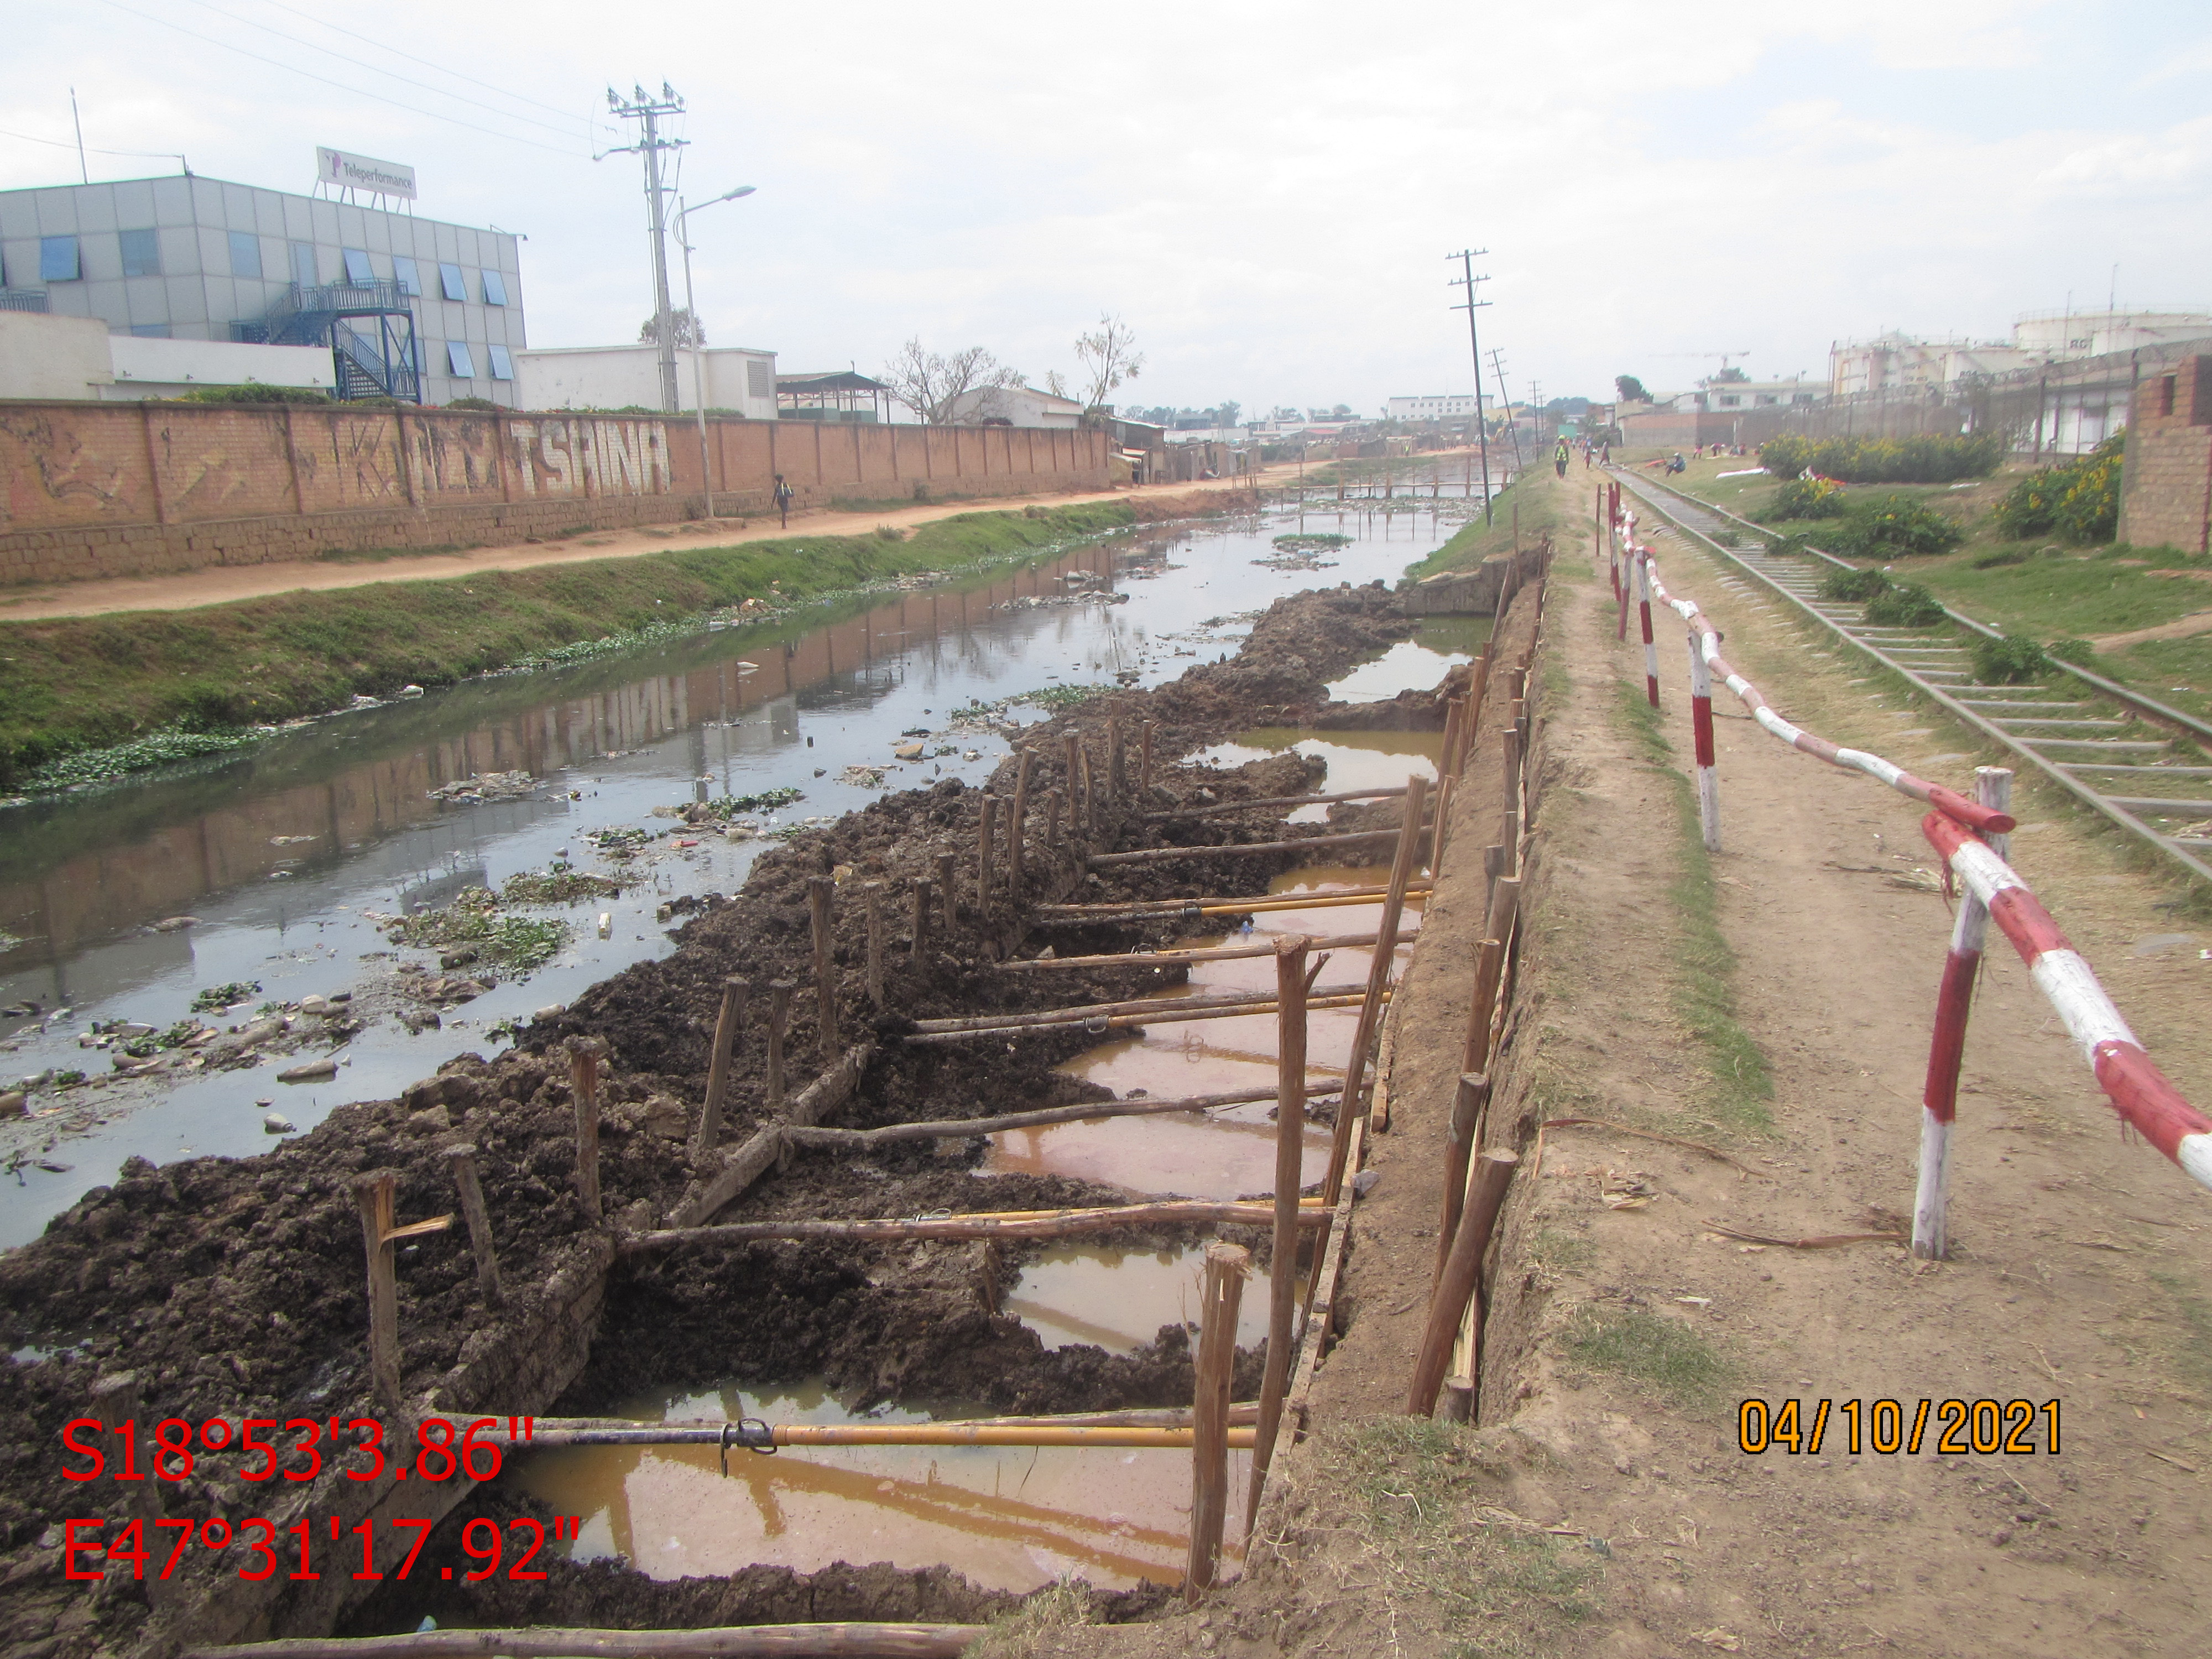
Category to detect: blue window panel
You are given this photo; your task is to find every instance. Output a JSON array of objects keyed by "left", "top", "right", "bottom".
[
  {"left": 439, "top": 262, "right": 466, "bottom": 302},
  {"left": 445, "top": 340, "right": 476, "bottom": 378},
  {"left": 481, "top": 269, "right": 507, "bottom": 306},
  {"left": 40, "top": 236, "right": 80, "bottom": 281},
  {"left": 228, "top": 231, "right": 263, "bottom": 279},
  {"left": 393, "top": 255, "right": 421, "bottom": 296},
  {"left": 487, "top": 343, "right": 514, "bottom": 380},
  {"left": 290, "top": 242, "right": 319, "bottom": 289},
  {"left": 119, "top": 228, "right": 160, "bottom": 277},
  {"left": 342, "top": 248, "right": 374, "bottom": 285}
]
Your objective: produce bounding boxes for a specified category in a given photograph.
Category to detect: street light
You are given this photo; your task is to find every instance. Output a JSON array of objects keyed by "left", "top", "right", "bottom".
[{"left": 675, "top": 185, "right": 758, "bottom": 519}]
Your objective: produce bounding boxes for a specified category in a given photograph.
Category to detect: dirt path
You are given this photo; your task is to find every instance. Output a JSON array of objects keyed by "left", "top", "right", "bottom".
[
  {"left": 0, "top": 469, "right": 1296, "bottom": 623},
  {"left": 1013, "top": 471, "right": 2212, "bottom": 1657}
]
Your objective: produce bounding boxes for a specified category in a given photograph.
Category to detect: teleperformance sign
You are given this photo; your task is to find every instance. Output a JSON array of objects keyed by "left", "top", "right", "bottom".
[{"left": 315, "top": 147, "right": 417, "bottom": 202}]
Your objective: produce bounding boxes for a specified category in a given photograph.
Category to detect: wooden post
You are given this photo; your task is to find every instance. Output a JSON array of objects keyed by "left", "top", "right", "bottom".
[
  {"left": 809, "top": 877, "right": 838, "bottom": 1057},
  {"left": 1044, "top": 788, "right": 1063, "bottom": 859},
  {"left": 1140, "top": 722, "right": 1157, "bottom": 796},
  {"left": 977, "top": 795, "right": 997, "bottom": 922},
  {"left": 90, "top": 1373, "right": 161, "bottom": 1527},
  {"left": 570, "top": 1042, "right": 603, "bottom": 1222},
  {"left": 693, "top": 977, "right": 749, "bottom": 1157},
  {"left": 765, "top": 981, "right": 793, "bottom": 1111},
  {"left": 1061, "top": 732, "right": 1081, "bottom": 833},
  {"left": 1406, "top": 1150, "right": 1517, "bottom": 1417},
  {"left": 1249, "top": 936, "right": 1308, "bottom": 1524},
  {"left": 911, "top": 880, "right": 932, "bottom": 961},
  {"left": 446, "top": 1144, "right": 503, "bottom": 1307},
  {"left": 1430, "top": 771, "right": 1458, "bottom": 875},
  {"left": 353, "top": 1171, "right": 403, "bottom": 1408},
  {"left": 936, "top": 851, "right": 957, "bottom": 931},
  {"left": 864, "top": 884, "right": 886, "bottom": 1008},
  {"left": 1501, "top": 728, "right": 1522, "bottom": 878},
  {"left": 1108, "top": 717, "right": 1125, "bottom": 808},
  {"left": 1436, "top": 1074, "right": 1489, "bottom": 1282},
  {"left": 1186, "top": 1240, "right": 1250, "bottom": 1601},
  {"left": 1009, "top": 749, "right": 1035, "bottom": 894},
  {"left": 1078, "top": 744, "right": 1096, "bottom": 834}
]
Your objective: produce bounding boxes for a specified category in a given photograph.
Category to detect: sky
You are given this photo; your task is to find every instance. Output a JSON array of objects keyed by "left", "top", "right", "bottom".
[{"left": 5, "top": 0, "right": 2210, "bottom": 416}]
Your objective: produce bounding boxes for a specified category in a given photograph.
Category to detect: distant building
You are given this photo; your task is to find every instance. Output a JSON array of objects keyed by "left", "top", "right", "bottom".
[
  {"left": 1666, "top": 376, "right": 1822, "bottom": 413},
  {"left": 515, "top": 343, "right": 778, "bottom": 418},
  {"left": 943, "top": 383, "right": 1086, "bottom": 428},
  {"left": 0, "top": 310, "right": 337, "bottom": 399},
  {"left": 777, "top": 371, "right": 892, "bottom": 423},
  {"left": 0, "top": 170, "right": 525, "bottom": 404},
  {"left": 1386, "top": 393, "right": 1479, "bottom": 421},
  {"left": 1831, "top": 309, "right": 2212, "bottom": 397}
]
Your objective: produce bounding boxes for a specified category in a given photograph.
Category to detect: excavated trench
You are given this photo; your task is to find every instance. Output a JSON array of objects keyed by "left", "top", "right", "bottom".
[{"left": 0, "top": 579, "right": 1476, "bottom": 1655}]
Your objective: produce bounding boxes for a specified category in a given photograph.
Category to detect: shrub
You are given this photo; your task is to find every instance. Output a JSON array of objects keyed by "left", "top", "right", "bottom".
[
  {"left": 173, "top": 383, "right": 332, "bottom": 406},
  {"left": 1758, "top": 476, "right": 1848, "bottom": 522},
  {"left": 1828, "top": 495, "right": 1965, "bottom": 558},
  {"left": 1818, "top": 566, "right": 1892, "bottom": 602},
  {"left": 2046, "top": 637, "right": 2098, "bottom": 666},
  {"left": 1994, "top": 434, "right": 2124, "bottom": 544},
  {"left": 1972, "top": 634, "right": 2049, "bottom": 684},
  {"left": 1863, "top": 583, "right": 1947, "bottom": 627},
  {"left": 1759, "top": 432, "right": 2003, "bottom": 484},
  {"left": 1970, "top": 547, "right": 2030, "bottom": 569},
  {"left": 446, "top": 396, "right": 502, "bottom": 412}
]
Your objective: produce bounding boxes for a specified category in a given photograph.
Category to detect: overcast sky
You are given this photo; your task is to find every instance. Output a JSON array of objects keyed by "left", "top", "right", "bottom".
[{"left": 7, "top": 0, "right": 2209, "bottom": 415}]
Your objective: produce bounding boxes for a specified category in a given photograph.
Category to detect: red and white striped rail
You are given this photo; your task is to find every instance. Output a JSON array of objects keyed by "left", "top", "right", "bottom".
[
  {"left": 1635, "top": 551, "right": 1660, "bottom": 708},
  {"left": 1923, "top": 809, "right": 2212, "bottom": 1203},
  {"left": 1606, "top": 502, "right": 2212, "bottom": 1239}
]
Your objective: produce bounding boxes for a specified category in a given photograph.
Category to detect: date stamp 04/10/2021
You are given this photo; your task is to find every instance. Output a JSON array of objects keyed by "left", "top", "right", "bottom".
[{"left": 1738, "top": 1398, "right": 2062, "bottom": 1457}]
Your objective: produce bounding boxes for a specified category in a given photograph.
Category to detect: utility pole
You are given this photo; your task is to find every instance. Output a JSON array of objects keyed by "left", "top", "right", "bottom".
[
  {"left": 1528, "top": 381, "right": 1544, "bottom": 450},
  {"left": 1488, "top": 348, "right": 1523, "bottom": 471},
  {"left": 1446, "top": 249, "right": 1493, "bottom": 524},
  {"left": 606, "top": 83, "right": 688, "bottom": 414}
]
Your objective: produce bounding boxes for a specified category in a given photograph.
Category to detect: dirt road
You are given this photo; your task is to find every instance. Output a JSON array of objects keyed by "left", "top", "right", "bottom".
[{"left": 0, "top": 469, "right": 1288, "bottom": 624}]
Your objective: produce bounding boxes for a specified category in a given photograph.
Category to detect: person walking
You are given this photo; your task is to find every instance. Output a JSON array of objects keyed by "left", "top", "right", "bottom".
[
  {"left": 773, "top": 473, "right": 795, "bottom": 529},
  {"left": 1553, "top": 438, "right": 1569, "bottom": 479}
]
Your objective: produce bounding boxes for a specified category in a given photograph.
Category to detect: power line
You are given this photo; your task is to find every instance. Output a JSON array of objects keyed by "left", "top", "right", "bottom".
[
  {"left": 249, "top": 0, "right": 605, "bottom": 131},
  {"left": 0, "top": 123, "right": 185, "bottom": 165},
  {"left": 96, "top": 0, "right": 591, "bottom": 159}
]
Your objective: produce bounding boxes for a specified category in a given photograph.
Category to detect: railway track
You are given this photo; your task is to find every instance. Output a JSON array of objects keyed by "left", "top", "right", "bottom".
[{"left": 1613, "top": 469, "right": 2212, "bottom": 887}]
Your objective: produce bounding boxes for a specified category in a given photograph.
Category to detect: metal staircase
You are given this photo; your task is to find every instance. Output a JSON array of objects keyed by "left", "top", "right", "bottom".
[{"left": 234, "top": 280, "right": 421, "bottom": 402}]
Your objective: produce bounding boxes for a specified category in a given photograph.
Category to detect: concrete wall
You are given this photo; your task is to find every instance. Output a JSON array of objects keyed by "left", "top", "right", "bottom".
[
  {"left": 0, "top": 399, "right": 1113, "bottom": 584},
  {"left": 515, "top": 343, "right": 780, "bottom": 420},
  {"left": 0, "top": 311, "right": 111, "bottom": 398},
  {"left": 105, "top": 334, "right": 337, "bottom": 398},
  {"left": 2117, "top": 356, "right": 2212, "bottom": 554}
]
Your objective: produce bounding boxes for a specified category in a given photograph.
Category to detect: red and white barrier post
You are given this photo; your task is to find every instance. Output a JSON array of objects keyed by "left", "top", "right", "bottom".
[
  {"left": 1923, "top": 807, "right": 2212, "bottom": 1201},
  {"left": 1616, "top": 514, "right": 1634, "bottom": 641},
  {"left": 1685, "top": 630, "right": 1720, "bottom": 852},
  {"left": 1636, "top": 552, "right": 1660, "bottom": 708},
  {"left": 1912, "top": 767, "right": 2011, "bottom": 1259}
]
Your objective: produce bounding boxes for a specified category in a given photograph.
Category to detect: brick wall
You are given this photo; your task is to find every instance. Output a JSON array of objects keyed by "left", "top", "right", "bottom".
[
  {"left": 0, "top": 402, "right": 1112, "bottom": 585},
  {"left": 2116, "top": 356, "right": 2212, "bottom": 554}
]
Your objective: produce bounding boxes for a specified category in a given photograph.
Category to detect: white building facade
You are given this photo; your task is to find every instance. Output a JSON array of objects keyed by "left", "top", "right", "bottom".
[
  {"left": 514, "top": 344, "right": 779, "bottom": 419},
  {"left": 1386, "top": 393, "right": 1479, "bottom": 421}
]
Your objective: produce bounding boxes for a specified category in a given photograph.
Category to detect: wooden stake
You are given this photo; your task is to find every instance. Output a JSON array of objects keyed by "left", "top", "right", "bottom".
[
  {"left": 1187, "top": 1240, "right": 1251, "bottom": 1601},
  {"left": 765, "top": 980, "right": 793, "bottom": 1110},
  {"left": 353, "top": 1171, "right": 403, "bottom": 1408},
  {"left": 1140, "top": 721, "right": 1157, "bottom": 795},
  {"left": 570, "top": 1041, "right": 603, "bottom": 1223},
  {"left": 808, "top": 877, "right": 838, "bottom": 1056},
  {"left": 1435, "top": 1073, "right": 1489, "bottom": 1283},
  {"left": 624, "top": 1201, "right": 1328, "bottom": 1253},
  {"left": 693, "top": 977, "right": 749, "bottom": 1158},
  {"left": 1061, "top": 732, "right": 1081, "bottom": 833},
  {"left": 1044, "top": 787, "right": 1063, "bottom": 858},
  {"left": 1430, "top": 771, "right": 1458, "bottom": 876},
  {"left": 910, "top": 879, "right": 931, "bottom": 961},
  {"left": 446, "top": 1144, "right": 503, "bottom": 1308},
  {"left": 977, "top": 795, "right": 997, "bottom": 921},
  {"left": 1406, "top": 1150, "right": 1517, "bottom": 1416},
  {"left": 1078, "top": 743, "right": 1095, "bottom": 834},
  {"left": 1250, "top": 936, "right": 1308, "bottom": 1523},
  {"left": 1461, "top": 937, "right": 1508, "bottom": 1073},
  {"left": 1501, "top": 727, "right": 1522, "bottom": 877},
  {"left": 1323, "top": 775, "right": 1428, "bottom": 1202},
  {"left": 1108, "top": 716, "right": 1125, "bottom": 807},
  {"left": 864, "top": 886, "right": 885, "bottom": 1008},
  {"left": 935, "top": 851, "right": 956, "bottom": 932},
  {"left": 1009, "top": 749, "right": 1035, "bottom": 893}
]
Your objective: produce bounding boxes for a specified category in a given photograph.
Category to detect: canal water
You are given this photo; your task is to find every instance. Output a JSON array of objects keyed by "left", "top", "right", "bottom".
[{"left": 4, "top": 472, "right": 1491, "bottom": 1595}]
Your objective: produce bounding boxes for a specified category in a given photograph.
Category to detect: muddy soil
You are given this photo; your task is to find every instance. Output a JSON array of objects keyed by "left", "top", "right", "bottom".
[{"left": 0, "top": 578, "right": 1430, "bottom": 1655}]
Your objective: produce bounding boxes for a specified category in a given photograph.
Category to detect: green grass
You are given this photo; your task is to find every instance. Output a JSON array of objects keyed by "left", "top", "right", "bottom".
[
  {"left": 1564, "top": 1305, "right": 1731, "bottom": 1407},
  {"left": 1312, "top": 1418, "right": 1600, "bottom": 1656},
  {"left": 0, "top": 502, "right": 1136, "bottom": 793},
  {"left": 1406, "top": 469, "right": 1568, "bottom": 580},
  {"left": 1610, "top": 673, "right": 1775, "bottom": 1134}
]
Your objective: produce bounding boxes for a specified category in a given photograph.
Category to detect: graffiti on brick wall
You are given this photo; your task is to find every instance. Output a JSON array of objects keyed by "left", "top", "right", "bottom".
[
  {"left": 506, "top": 419, "right": 671, "bottom": 498},
  {"left": 0, "top": 408, "right": 144, "bottom": 528},
  {"left": 410, "top": 414, "right": 504, "bottom": 500}
]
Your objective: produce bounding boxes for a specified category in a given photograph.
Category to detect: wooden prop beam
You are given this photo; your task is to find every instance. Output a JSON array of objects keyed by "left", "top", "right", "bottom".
[
  {"left": 1406, "top": 1150, "right": 1517, "bottom": 1417},
  {"left": 1142, "top": 786, "right": 1409, "bottom": 822},
  {"left": 692, "top": 977, "right": 749, "bottom": 1158},
  {"left": 622, "top": 1198, "right": 1329, "bottom": 1255},
  {"left": 1086, "top": 824, "right": 1427, "bottom": 869},
  {"left": 995, "top": 931, "right": 1387, "bottom": 973},
  {"left": 1035, "top": 883, "right": 1428, "bottom": 919},
  {"left": 1249, "top": 936, "right": 1308, "bottom": 1522},
  {"left": 907, "top": 982, "right": 1371, "bottom": 1034},
  {"left": 784, "top": 1082, "right": 1343, "bottom": 1149},
  {"left": 900, "top": 989, "right": 1374, "bottom": 1043}
]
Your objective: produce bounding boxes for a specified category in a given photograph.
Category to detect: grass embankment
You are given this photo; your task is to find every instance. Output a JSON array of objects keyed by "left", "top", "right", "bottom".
[
  {"left": 0, "top": 503, "right": 1134, "bottom": 793},
  {"left": 1644, "top": 452, "right": 2212, "bottom": 727},
  {"left": 1404, "top": 463, "right": 1575, "bottom": 580}
]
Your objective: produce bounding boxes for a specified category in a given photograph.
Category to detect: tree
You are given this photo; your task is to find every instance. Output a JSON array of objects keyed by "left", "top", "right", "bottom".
[
  {"left": 881, "top": 338, "right": 1021, "bottom": 425},
  {"left": 640, "top": 308, "right": 706, "bottom": 347},
  {"left": 1710, "top": 364, "right": 1749, "bottom": 384},
  {"left": 1615, "top": 374, "right": 1652, "bottom": 404},
  {"left": 1214, "top": 399, "right": 1241, "bottom": 428},
  {"left": 1073, "top": 313, "right": 1144, "bottom": 413},
  {"left": 1042, "top": 369, "right": 1071, "bottom": 400}
]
